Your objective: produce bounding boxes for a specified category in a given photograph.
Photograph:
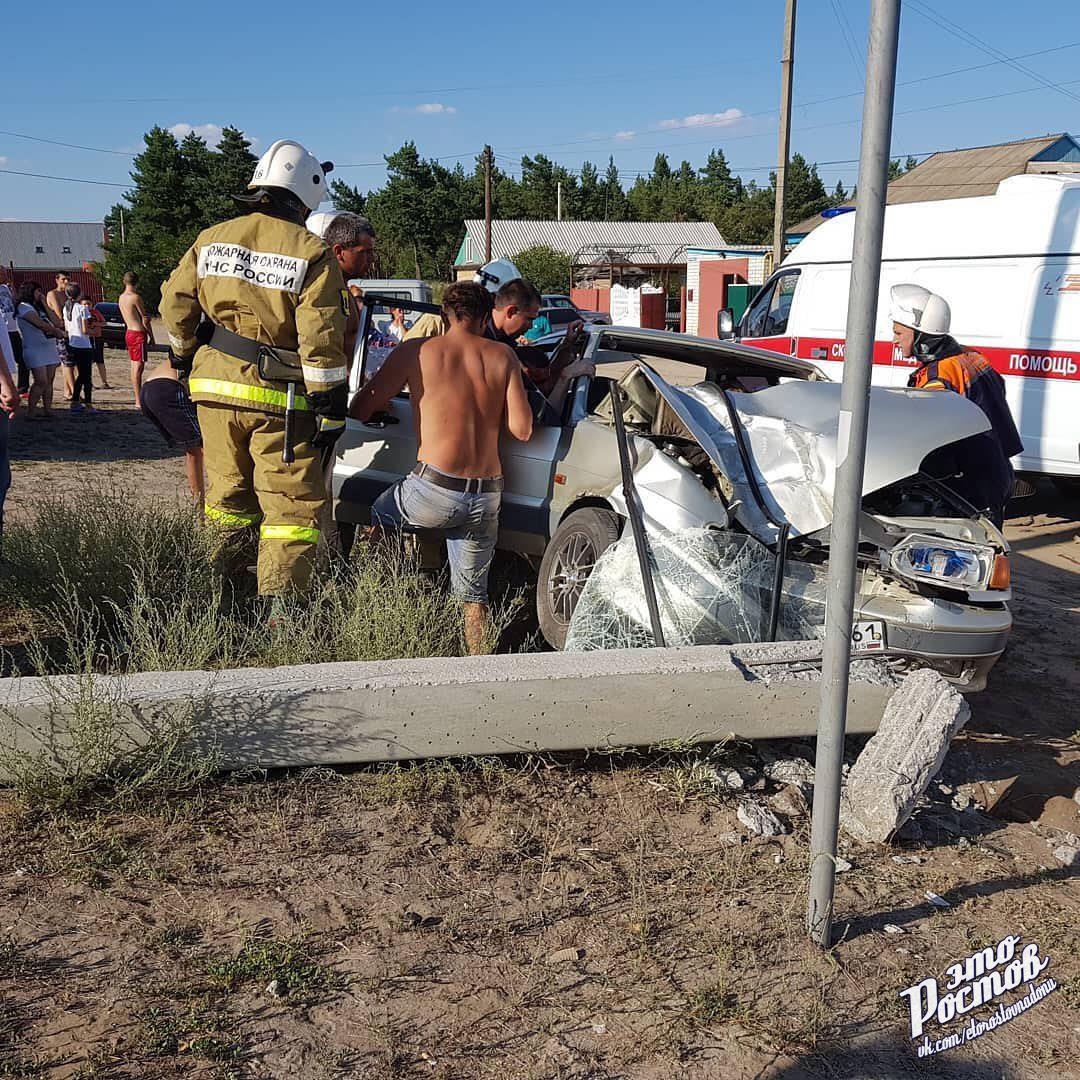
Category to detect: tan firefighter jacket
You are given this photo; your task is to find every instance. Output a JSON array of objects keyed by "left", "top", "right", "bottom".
[{"left": 160, "top": 211, "right": 348, "bottom": 416}]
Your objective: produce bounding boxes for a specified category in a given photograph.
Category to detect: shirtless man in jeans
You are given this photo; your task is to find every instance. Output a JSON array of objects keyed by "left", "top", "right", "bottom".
[
  {"left": 354, "top": 281, "right": 534, "bottom": 654},
  {"left": 119, "top": 271, "right": 153, "bottom": 408}
]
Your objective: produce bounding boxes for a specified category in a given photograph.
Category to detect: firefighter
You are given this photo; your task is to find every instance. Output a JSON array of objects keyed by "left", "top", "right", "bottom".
[
  {"left": 160, "top": 139, "right": 348, "bottom": 597},
  {"left": 890, "top": 283, "right": 1022, "bottom": 527}
]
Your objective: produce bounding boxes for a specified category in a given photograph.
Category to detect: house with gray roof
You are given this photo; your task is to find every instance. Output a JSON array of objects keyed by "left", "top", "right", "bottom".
[
  {"left": 0, "top": 221, "right": 106, "bottom": 300},
  {"left": 454, "top": 219, "right": 727, "bottom": 290}
]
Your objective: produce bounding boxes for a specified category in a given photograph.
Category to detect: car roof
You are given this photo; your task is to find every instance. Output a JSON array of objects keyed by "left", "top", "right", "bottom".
[{"left": 592, "top": 325, "right": 824, "bottom": 380}]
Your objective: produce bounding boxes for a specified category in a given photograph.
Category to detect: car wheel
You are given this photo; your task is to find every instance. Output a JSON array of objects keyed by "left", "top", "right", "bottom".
[{"left": 537, "top": 507, "right": 621, "bottom": 649}]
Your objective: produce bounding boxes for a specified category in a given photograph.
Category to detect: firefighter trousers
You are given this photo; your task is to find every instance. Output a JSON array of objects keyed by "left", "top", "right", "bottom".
[{"left": 198, "top": 402, "right": 326, "bottom": 596}]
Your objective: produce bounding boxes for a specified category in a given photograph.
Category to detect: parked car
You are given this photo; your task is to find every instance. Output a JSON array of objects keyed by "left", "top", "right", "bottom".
[
  {"left": 93, "top": 301, "right": 127, "bottom": 348},
  {"left": 334, "top": 317, "right": 1012, "bottom": 690},
  {"left": 350, "top": 279, "right": 433, "bottom": 337},
  {"left": 541, "top": 294, "right": 611, "bottom": 326}
]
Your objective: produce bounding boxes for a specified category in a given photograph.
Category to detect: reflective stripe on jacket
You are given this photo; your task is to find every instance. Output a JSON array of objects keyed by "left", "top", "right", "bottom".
[{"left": 160, "top": 211, "right": 347, "bottom": 415}]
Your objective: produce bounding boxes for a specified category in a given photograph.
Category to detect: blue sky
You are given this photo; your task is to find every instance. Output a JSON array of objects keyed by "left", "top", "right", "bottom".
[{"left": 2, "top": 0, "right": 1079, "bottom": 222}]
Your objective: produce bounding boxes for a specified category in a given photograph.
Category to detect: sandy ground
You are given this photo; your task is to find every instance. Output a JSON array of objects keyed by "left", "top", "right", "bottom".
[{"left": 1, "top": 347, "right": 1079, "bottom": 1078}]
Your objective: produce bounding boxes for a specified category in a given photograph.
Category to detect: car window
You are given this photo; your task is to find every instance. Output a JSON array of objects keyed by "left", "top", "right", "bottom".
[
  {"left": 742, "top": 270, "right": 799, "bottom": 337},
  {"left": 545, "top": 308, "right": 577, "bottom": 326}
]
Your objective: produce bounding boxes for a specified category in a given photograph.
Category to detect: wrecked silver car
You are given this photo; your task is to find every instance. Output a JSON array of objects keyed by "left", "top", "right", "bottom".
[{"left": 334, "top": 322, "right": 1012, "bottom": 690}]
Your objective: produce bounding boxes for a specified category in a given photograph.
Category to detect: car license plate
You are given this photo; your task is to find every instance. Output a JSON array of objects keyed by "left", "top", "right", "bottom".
[{"left": 851, "top": 620, "right": 885, "bottom": 653}]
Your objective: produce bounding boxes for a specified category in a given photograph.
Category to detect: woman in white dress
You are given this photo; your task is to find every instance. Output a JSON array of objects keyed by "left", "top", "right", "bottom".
[{"left": 16, "top": 281, "right": 64, "bottom": 418}]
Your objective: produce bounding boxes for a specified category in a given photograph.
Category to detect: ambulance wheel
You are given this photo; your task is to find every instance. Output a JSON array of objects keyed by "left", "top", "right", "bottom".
[{"left": 537, "top": 507, "right": 621, "bottom": 650}]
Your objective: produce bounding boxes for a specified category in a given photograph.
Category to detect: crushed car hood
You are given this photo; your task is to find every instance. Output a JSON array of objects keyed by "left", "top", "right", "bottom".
[{"left": 637, "top": 366, "right": 992, "bottom": 543}]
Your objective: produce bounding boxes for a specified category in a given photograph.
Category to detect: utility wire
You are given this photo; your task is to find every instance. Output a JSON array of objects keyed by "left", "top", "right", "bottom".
[
  {"left": 908, "top": 0, "right": 1080, "bottom": 105},
  {"left": 0, "top": 167, "right": 129, "bottom": 187},
  {"left": 830, "top": 0, "right": 865, "bottom": 85}
]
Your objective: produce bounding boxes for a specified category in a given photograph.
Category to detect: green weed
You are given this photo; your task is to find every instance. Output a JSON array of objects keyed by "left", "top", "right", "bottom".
[{"left": 205, "top": 931, "right": 345, "bottom": 1004}]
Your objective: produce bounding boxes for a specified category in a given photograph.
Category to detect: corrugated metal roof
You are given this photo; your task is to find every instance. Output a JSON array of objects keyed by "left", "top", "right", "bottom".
[
  {"left": 456, "top": 219, "right": 725, "bottom": 267},
  {"left": 789, "top": 134, "right": 1080, "bottom": 236},
  {"left": 0, "top": 221, "right": 105, "bottom": 270}
]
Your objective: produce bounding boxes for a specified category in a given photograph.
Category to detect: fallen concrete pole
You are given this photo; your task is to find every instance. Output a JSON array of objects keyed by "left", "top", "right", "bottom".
[{"left": 0, "top": 642, "right": 896, "bottom": 778}]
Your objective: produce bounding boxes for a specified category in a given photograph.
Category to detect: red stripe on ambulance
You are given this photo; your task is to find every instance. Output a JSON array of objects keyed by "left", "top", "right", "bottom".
[{"left": 781, "top": 337, "right": 1080, "bottom": 381}]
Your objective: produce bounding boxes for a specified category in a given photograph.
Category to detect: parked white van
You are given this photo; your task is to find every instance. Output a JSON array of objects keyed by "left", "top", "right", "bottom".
[{"left": 732, "top": 173, "right": 1080, "bottom": 485}]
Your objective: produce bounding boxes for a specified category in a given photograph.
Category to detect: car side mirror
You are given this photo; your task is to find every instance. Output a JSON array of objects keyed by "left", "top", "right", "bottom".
[{"left": 717, "top": 308, "right": 736, "bottom": 340}]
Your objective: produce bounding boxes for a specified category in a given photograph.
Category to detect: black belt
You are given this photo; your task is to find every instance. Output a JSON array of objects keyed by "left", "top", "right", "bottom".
[
  {"left": 209, "top": 324, "right": 300, "bottom": 367},
  {"left": 413, "top": 463, "right": 503, "bottom": 493}
]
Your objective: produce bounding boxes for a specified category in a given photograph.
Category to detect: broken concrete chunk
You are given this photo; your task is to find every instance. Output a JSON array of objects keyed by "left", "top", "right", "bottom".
[
  {"left": 883, "top": 924, "right": 905, "bottom": 935},
  {"left": 737, "top": 801, "right": 787, "bottom": 837},
  {"left": 763, "top": 756, "right": 816, "bottom": 787},
  {"left": 708, "top": 766, "right": 745, "bottom": 792},
  {"left": 1053, "top": 845, "right": 1080, "bottom": 868},
  {"left": 891, "top": 855, "right": 923, "bottom": 865},
  {"left": 769, "top": 788, "right": 809, "bottom": 819},
  {"left": 834, "top": 857, "right": 853, "bottom": 873},
  {"left": 840, "top": 669, "right": 970, "bottom": 844},
  {"left": 925, "top": 891, "right": 951, "bottom": 909}
]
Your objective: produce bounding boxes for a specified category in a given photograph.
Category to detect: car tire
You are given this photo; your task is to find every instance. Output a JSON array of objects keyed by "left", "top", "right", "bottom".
[{"left": 537, "top": 507, "right": 622, "bottom": 649}]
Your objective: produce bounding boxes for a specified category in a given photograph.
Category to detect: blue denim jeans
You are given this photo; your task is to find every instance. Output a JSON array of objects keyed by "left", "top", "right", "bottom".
[{"left": 372, "top": 470, "right": 500, "bottom": 603}]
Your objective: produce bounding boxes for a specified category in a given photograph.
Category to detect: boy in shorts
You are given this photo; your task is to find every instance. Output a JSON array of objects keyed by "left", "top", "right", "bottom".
[{"left": 140, "top": 363, "right": 204, "bottom": 502}]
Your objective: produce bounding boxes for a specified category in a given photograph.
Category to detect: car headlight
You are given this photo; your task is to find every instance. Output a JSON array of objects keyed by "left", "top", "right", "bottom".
[{"left": 889, "top": 534, "right": 999, "bottom": 591}]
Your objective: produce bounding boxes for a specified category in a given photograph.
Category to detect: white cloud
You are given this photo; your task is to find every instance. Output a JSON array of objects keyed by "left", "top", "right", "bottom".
[
  {"left": 168, "top": 122, "right": 224, "bottom": 145},
  {"left": 392, "top": 102, "right": 458, "bottom": 116},
  {"left": 613, "top": 130, "right": 637, "bottom": 141},
  {"left": 658, "top": 108, "right": 744, "bottom": 130}
]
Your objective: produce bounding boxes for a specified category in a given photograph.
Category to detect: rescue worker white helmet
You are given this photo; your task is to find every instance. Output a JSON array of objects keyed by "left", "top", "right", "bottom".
[
  {"left": 249, "top": 139, "right": 334, "bottom": 213},
  {"left": 889, "top": 283, "right": 951, "bottom": 335},
  {"left": 305, "top": 210, "right": 341, "bottom": 239},
  {"left": 474, "top": 258, "right": 521, "bottom": 294}
]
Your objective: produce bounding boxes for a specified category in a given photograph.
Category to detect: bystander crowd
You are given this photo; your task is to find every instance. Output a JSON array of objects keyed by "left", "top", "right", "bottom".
[
  {"left": 0, "top": 282, "right": 27, "bottom": 398},
  {"left": 16, "top": 282, "right": 64, "bottom": 419},
  {"left": 63, "top": 284, "right": 98, "bottom": 414},
  {"left": 46, "top": 273, "right": 76, "bottom": 401},
  {"left": 0, "top": 308, "right": 21, "bottom": 556}
]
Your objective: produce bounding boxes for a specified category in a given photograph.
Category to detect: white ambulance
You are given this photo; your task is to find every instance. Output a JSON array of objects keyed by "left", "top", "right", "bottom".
[{"left": 732, "top": 173, "right": 1080, "bottom": 485}]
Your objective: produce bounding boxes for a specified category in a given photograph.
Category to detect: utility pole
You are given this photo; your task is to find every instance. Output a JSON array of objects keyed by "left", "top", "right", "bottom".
[
  {"left": 807, "top": 0, "right": 902, "bottom": 948},
  {"left": 483, "top": 145, "right": 493, "bottom": 263},
  {"left": 557, "top": 181, "right": 563, "bottom": 221},
  {"left": 772, "top": 0, "right": 797, "bottom": 268},
  {"left": 119, "top": 206, "right": 126, "bottom": 246}
]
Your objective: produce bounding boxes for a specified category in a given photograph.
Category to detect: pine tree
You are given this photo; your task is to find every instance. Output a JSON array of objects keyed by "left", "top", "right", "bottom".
[
  {"left": 578, "top": 161, "right": 605, "bottom": 220},
  {"left": 700, "top": 148, "right": 742, "bottom": 216},
  {"left": 602, "top": 157, "right": 628, "bottom": 221},
  {"left": 205, "top": 126, "right": 258, "bottom": 221}
]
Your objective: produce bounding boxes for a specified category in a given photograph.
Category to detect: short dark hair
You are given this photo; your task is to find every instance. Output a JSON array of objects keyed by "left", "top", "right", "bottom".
[
  {"left": 123, "top": 271, "right": 138, "bottom": 286},
  {"left": 18, "top": 281, "right": 41, "bottom": 305},
  {"left": 494, "top": 278, "right": 541, "bottom": 311},
  {"left": 323, "top": 212, "right": 375, "bottom": 248},
  {"left": 442, "top": 281, "right": 493, "bottom": 323}
]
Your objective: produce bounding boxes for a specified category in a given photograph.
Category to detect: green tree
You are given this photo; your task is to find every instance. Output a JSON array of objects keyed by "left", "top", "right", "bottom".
[
  {"left": 99, "top": 125, "right": 258, "bottom": 309},
  {"left": 100, "top": 126, "right": 190, "bottom": 309},
  {"left": 699, "top": 148, "right": 742, "bottom": 217},
  {"left": 602, "top": 157, "right": 629, "bottom": 221},
  {"left": 578, "top": 161, "right": 605, "bottom": 220},
  {"left": 203, "top": 126, "right": 258, "bottom": 222},
  {"left": 514, "top": 244, "right": 572, "bottom": 294}
]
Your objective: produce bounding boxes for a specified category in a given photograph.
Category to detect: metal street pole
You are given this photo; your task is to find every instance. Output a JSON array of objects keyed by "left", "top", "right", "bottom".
[
  {"left": 484, "top": 145, "right": 493, "bottom": 263},
  {"left": 807, "top": 0, "right": 902, "bottom": 948},
  {"left": 772, "top": 0, "right": 797, "bottom": 268}
]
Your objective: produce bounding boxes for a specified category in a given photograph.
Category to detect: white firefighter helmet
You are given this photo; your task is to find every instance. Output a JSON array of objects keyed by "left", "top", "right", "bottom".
[
  {"left": 889, "top": 283, "right": 951, "bottom": 335},
  {"left": 473, "top": 257, "right": 521, "bottom": 294},
  {"left": 249, "top": 139, "right": 334, "bottom": 212},
  {"left": 305, "top": 209, "right": 341, "bottom": 239}
]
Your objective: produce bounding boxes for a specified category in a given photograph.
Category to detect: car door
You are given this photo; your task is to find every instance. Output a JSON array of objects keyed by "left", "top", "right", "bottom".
[
  {"left": 333, "top": 296, "right": 422, "bottom": 525},
  {"left": 333, "top": 295, "right": 565, "bottom": 550}
]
